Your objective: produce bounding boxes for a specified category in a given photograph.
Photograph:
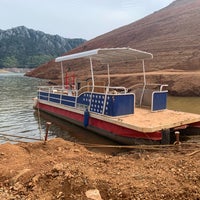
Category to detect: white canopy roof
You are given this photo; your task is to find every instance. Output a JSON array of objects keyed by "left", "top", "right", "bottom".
[{"left": 55, "top": 47, "right": 153, "bottom": 64}]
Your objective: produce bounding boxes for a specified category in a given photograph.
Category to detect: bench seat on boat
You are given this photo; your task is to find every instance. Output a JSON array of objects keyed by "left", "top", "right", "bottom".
[{"left": 134, "top": 88, "right": 167, "bottom": 111}]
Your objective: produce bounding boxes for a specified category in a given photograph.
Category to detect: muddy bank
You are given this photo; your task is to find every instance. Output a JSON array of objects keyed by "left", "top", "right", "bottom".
[{"left": 0, "top": 138, "right": 199, "bottom": 199}]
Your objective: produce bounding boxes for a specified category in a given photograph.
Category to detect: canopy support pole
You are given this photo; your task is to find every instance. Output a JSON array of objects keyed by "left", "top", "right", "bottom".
[
  {"left": 142, "top": 59, "right": 146, "bottom": 85},
  {"left": 107, "top": 64, "right": 110, "bottom": 89},
  {"left": 90, "top": 57, "right": 95, "bottom": 92},
  {"left": 61, "top": 61, "right": 64, "bottom": 90},
  {"left": 139, "top": 60, "right": 146, "bottom": 106}
]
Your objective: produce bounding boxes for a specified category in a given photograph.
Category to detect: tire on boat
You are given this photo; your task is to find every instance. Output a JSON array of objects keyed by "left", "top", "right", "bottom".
[{"left": 161, "top": 129, "right": 171, "bottom": 144}]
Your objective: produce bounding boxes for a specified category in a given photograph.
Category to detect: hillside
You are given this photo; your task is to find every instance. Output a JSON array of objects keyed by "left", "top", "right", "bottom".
[
  {"left": 0, "top": 26, "right": 86, "bottom": 68},
  {"left": 26, "top": 0, "right": 200, "bottom": 96}
]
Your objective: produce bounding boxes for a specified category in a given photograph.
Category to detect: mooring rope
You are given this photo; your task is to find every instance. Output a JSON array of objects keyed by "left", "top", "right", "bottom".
[
  {"left": 0, "top": 131, "right": 199, "bottom": 153},
  {"left": 78, "top": 142, "right": 200, "bottom": 151}
]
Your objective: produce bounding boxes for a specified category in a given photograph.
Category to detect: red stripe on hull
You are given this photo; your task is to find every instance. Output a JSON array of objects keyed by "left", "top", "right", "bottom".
[
  {"left": 37, "top": 102, "right": 162, "bottom": 141},
  {"left": 190, "top": 121, "right": 200, "bottom": 128},
  {"left": 38, "top": 102, "right": 83, "bottom": 122},
  {"left": 89, "top": 118, "right": 161, "bottom": 140}
]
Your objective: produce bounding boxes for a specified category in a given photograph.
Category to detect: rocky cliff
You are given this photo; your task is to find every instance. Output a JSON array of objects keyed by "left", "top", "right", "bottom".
[
  {"left": 26, "top": 0, "right": 200, "bottom": 96},
  {"left": 0, "top": 26, "right": 86, "bottom": 68}
]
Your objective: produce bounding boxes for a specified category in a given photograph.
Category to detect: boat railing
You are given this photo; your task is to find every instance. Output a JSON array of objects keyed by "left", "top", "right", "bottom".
[
  {"left": 38, "top": 85, "right": 78, "bottom": 95},
  {"left": 38, "top": 84, "right": 128, "bottom": 97},
  {"left": 38, "top": 85, "right": 78, "bottom": 108},
  {"left": 77, "top": 84, "right": 128, "bottom": 95},
  {"left": 128, "top": 83, "right": 168, "bottom": 111},
  {"left": 128, "top": 83, "right": 168, "bottom": 92},
  {"left": 38, "top": 82, "right": 167, "bottom": 112}
]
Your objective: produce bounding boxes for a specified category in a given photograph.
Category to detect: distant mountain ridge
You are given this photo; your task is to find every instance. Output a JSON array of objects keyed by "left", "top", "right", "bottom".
[{"left": 0, "top": 26, "right": 86, "bottom": 68}]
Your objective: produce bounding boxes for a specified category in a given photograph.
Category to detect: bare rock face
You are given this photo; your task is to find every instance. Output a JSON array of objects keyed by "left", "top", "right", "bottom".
[{"left": 26, "top": 0, "right": 200, "bottom": 96}]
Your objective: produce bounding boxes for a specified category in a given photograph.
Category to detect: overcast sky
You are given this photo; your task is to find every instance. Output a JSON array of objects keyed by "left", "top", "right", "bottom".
[{"left": 0, "top": 0, "right": 174, "bottom": 40}]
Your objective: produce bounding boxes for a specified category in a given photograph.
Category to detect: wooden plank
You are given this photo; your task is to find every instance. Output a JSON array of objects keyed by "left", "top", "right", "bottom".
[{"left": 106, "top": 108, "right": 200, "bottom": 132}]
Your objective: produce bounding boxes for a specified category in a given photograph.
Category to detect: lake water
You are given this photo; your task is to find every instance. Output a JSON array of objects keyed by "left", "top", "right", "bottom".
[
  {"left": 0, "top": 73, "right": 199, "bottom": 145},
  {"left": 0, "top": 73, "right": 45, "bottom": 143},
  {"left": 167, "top": 96, "right": 200, "bottom": 114}
]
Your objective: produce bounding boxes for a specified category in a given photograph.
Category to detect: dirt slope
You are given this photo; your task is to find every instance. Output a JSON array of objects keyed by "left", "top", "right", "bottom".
[
  {"left": 0, "top": 138, "right": 200, "bottom": 200},
  {"left": 26, "top": 0, "right": 200, "bottom": 96}
]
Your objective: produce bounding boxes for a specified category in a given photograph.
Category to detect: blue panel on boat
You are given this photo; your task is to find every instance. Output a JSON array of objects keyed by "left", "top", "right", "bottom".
[
  {"left": 61, "top": 100, "right": 75, "bottom": 107},
  {"left": 105, "top": 94, "right": 134, "bottom": 116},
  {"left": 50, "top": 93, "right": 60, "bottom": 99},
  {"left": 38, "top": 91, "right": 48, "bottom": 101},
  {"left": 77, "top": 93, "right": 91, "bottom": 106},
  {"left": 62, "top": 95, "right": 75, "bottom": 101},
  {"left": 49, "top": 98, "right": 60, "bottom": 103},
  {"left": 40, "top": 96, "right": 48, "bottom": 101},
  {"left": 39, "top": 92, "right": 76, "bottom": 107},
  {"left": 152, "top": 91, "right": 167, "bottom": 111},
  {"left": 49, "top": 93, "right": 61, "bottom": 103},
  {"left": 39, "top": 91, "right": 48, "bottom": 97},
  {"left": 77, "top": 92, "right": 134, "bottom": 116},
  {"left": 90, "top": 93, "right": 105, "bottom": 114},
  {"left": 61, "top": 95, "right": 76, "bottom": 107},
  {"left": 104, "top": 95, "right": 113, "bottom": 115}
]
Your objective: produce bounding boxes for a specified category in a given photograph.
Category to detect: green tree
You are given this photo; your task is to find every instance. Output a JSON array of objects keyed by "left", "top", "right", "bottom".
[{"left": 2, "top": 56, "right": 19, "bottom": 68}]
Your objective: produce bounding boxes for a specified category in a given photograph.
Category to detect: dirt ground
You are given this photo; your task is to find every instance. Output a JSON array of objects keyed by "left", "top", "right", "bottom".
[{"left": 0, "top": 138, "right": 199, "bottom": 200}]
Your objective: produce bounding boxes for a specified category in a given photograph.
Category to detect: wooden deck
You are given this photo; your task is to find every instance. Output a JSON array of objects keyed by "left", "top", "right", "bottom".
[{"left": 109, "top": 108, "right": 200, "bottom": 133}]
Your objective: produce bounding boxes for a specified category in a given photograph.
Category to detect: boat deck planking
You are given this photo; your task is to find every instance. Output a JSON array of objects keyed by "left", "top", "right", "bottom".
[{"left": 107, "top": 108, "right": 200, "bottom": 133}]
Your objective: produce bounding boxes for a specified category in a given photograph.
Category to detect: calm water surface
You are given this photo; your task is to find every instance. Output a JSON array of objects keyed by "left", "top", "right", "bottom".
[
  {"left": 0, "top": 73, "right": 45, "bottom": 143},
  {"left": 0, "top": 73, "right": 199, "bottom": 145},
  {"left": 168, "top": 96, "right": 200, "bottom": 114}
]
